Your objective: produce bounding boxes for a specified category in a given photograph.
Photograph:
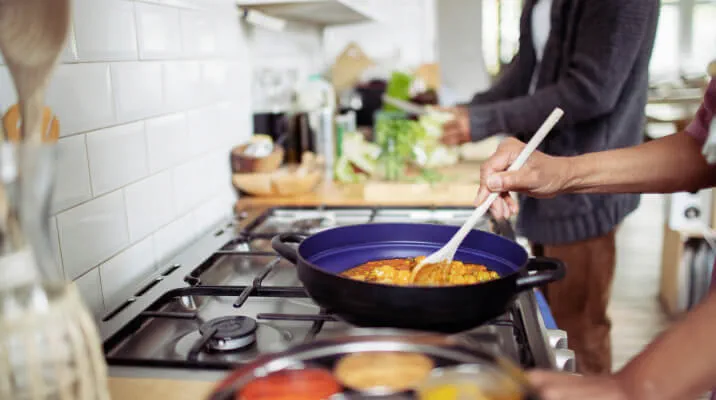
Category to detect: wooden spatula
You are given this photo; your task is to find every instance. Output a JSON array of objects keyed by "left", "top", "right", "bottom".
[{"left": 0, "top": 0, "right": 71, "bottom": 144}]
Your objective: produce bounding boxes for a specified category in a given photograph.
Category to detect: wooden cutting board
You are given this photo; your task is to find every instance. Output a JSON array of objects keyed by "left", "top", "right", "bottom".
[
  {"left": 234, "top": 162, "right": 486, "bottom": 207},
  {"left": 361, "top": 162, "right": 481, "bottom": 203}
]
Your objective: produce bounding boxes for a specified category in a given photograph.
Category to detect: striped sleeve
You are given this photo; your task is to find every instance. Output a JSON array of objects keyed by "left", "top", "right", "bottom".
[{"left": 686, "top": 79, "right": 716, "bottom": 146}]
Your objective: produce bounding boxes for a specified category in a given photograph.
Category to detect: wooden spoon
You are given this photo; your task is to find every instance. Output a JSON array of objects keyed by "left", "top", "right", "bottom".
[
  {"left": 0, "top": 0, "right": 71, "bottom": 144},
  {"left": 409, "top": 108, "right": 565, "bottom": 283}
]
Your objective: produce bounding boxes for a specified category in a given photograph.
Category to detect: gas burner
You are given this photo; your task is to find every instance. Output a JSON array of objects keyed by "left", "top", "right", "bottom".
[
  {"left": 200, "top": 316, "right": 258, "bottom": 351},
  {"left": 175, "top": 321, "right": 293, "bottom": 363}
]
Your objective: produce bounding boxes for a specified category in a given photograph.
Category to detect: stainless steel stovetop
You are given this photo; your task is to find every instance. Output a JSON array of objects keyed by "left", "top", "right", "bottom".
[{"left": 99, "top": 206, "right": 575, "bottom": 382}]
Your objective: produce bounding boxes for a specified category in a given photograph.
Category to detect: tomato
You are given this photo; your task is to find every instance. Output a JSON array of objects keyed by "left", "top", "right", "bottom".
[{"left": 238, "top": 368, "right": 342, "bottom": 400}]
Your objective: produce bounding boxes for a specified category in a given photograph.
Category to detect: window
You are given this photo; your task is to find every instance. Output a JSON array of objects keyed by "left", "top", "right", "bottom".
[
  {"left": 688, "top": 1, "right": 716, "bottom": 75},
  {"left": 481, "top": 0, "right": 716, "bottom": 82},
  {"left": 482, "top": 0, "right": 523, "bottom": 76},
  {"left": 651, "top": 0, "right": 716, "bottom": 81},
  {"left": 650, "top": 1, "right": 680, "bottom": 82}
]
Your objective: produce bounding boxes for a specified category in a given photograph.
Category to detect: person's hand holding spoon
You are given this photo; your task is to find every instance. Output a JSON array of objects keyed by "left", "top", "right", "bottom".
[{"left": 410, "top": 108, "right": 565, "bottom": 283}]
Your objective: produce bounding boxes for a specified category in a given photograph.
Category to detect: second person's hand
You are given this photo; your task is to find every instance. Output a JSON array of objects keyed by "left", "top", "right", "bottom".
[
  {"left": 475, "top": 137, "right": 574, "bottom": 219},
  {"left": 438, "top": 106, "right": 471, "bottom": 145},
  {"left": 528, "top": 370, "right": 634, "bottom": 400}
]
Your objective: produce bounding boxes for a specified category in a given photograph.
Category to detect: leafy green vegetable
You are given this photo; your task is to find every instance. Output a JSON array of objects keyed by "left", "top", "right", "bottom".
[
  {"left": 333, "top": 110, "right": 455, "bottom": 183},
  {"left": 382, "top": 71, "right": 414, "bottom": 113},
  {"left": 375, "top": 118, "right": 425, "bottom": 159},
  {"left": 373, "top": 116, "right": 452, "bottom": 181}
]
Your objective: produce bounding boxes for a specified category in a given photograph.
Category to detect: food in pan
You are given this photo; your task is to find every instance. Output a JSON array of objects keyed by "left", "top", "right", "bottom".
[
  {"left": 333, "top": 351, "right": 435, "bottom": 393},
  {"left": 341, "top": 256, "right": 500, "bottom": 286},
  {"left": 238, "top": 368, "right": 341, "bottom": 400}
]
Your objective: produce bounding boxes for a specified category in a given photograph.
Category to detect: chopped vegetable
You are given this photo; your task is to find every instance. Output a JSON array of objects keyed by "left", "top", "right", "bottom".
[
  {"left": 333, "top": 110, "right": 456, "bottom": 183},
  {"left": 414, "top": 109, "right": 460, "bottom": 169},
  {"left": 334, "top": 132, "right": 380, "bottom": 183},
  {"left": 418, "top": 109, "right": 455, "bottom": 139}
]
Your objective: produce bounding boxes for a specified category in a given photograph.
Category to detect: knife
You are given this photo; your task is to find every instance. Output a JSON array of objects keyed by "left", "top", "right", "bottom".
[{"left": 381, "top": 94, "right": 428, "bottom": 116}]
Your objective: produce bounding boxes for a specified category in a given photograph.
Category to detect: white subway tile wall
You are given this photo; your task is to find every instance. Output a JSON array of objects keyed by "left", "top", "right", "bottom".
[
  {"left": 153, "top": 212, "right": 198, "bottom": 268},
  {"left": 163, "top": 61, "right": 203, "bottom": 111},
  {"left": 135, "top": 2, "right": 183, "bottom": 60},
  {"left": 123, "top": 170, "right": 176, "bottom": 243},
  {"left": 52, "top": 134, "right": 92, "bottom": 213},
  {"left": 145, "top": 113, "right": 190, "bottom": 172},
  {"left": 111, "top": 62, "right": 164, "bottom": 122},
  {"left": 74, "top": 269, "right": 104, "bottom": 320},
  {"left": 86, "top": 122, "right": 149, "bottom": 196},
  {"left": 99, "top": 236, "right": 156, "bottom": 309},
  {"left": 0, "top": 0, "right": 252, "bottom": 317},
  {"left": 72, "top": 0, "right": 139, "bottom": 61},
  {"left": 49, "top": 218, "right": 64, "bottom": 279},
  {"left": 57, "top": 191, "right": 130, "bottom": 281},
  {"left": 46, "top": 64, "right": 115, "bottom": 136}
]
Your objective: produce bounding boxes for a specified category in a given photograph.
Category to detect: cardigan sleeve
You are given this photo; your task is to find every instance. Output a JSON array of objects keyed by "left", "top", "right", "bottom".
[
  {"left": 468, "top": 53, "right": 529, "bottom": 105},
  {"left": 467, "top": 0, "right": 658, "bottom": 142}
]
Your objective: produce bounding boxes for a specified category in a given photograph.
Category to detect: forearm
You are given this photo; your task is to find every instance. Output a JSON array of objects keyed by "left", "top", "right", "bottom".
[
  {"left": 616, "top": 290, "right": 716, "bottom": 400},
  {"left": 565, "top": 131, "right": 716, "bottom": 194}
]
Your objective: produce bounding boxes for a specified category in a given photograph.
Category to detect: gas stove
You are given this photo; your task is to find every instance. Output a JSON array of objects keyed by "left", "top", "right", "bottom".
[{"left": 100, "top": 206, "right": 575, "bottom": 382}]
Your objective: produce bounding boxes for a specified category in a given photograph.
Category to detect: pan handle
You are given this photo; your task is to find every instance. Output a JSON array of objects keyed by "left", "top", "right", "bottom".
[
  {"left": 271, "top": 233, "right": 308, "bottom": 264},
  {"left": 515, "top": 257, "right": 566, "bottom": 290}
]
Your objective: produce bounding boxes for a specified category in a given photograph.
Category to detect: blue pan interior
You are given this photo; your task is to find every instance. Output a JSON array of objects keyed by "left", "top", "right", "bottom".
[{"left": 298, "top": 223, "right": 528, "bottom": 277}]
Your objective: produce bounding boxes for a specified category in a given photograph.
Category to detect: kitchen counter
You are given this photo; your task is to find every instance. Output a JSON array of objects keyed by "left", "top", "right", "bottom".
[
  {"left": 236, "top": 181, "right": 476, "bottom": 208},
  {"left": 235, "top": 162, "right": 485, "bottom": 209},
  {"left": 108, "top": 377, "right": 216, "bottom": 400}
]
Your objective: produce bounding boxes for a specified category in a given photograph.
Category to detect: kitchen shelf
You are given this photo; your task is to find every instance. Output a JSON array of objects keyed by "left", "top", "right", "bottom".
[{"left": 236, "top": 0, "right": 377, "bottom": 27}]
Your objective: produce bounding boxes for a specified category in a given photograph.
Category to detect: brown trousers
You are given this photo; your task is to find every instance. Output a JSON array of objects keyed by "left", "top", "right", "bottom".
[{"left": 532, "top": 228, "right": 617, "bottom": 375}]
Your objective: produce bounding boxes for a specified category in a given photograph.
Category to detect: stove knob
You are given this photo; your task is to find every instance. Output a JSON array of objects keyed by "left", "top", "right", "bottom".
[
  {"left": 546, "top": 329, "right": 568, "bottom": 349},
  {"left": 554, "top": 349, "right": 576, "bottom": 373}
]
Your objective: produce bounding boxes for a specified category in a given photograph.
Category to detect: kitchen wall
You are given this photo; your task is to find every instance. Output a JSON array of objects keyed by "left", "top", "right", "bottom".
[
  {"left": 249, "top": 0, "right": 437, "bottom": 112},
  {"left": 0, "top": 0, "right": 252, "bottom": 318},
  {"left": 247, "top": 22, "right": 323, "bottom": 112},
  {"left": 323, "top": 0, "right": 436, "bottom": 69},
  {"left": 435, "top": 0, "right": 491, "bottom": 103}
]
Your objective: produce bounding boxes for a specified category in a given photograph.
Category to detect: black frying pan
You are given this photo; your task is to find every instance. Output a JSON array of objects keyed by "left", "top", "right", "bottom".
[{"left": 272, "top": 223, "right": 565, "bottom": 333}]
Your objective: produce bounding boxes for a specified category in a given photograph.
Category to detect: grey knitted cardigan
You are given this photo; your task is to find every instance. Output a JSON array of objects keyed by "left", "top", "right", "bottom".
[{"left": 468, "top": 0, "right": 660, "bottom": 245}]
